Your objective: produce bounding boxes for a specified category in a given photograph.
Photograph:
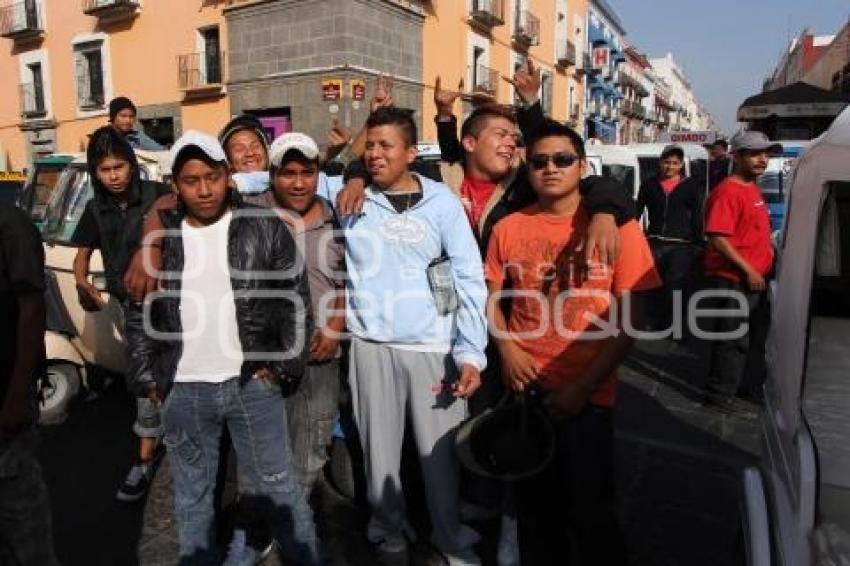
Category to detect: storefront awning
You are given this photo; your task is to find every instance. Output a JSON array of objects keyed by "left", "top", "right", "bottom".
[{"left": 738, "top": 82, "right": 850, "bottom": 121}]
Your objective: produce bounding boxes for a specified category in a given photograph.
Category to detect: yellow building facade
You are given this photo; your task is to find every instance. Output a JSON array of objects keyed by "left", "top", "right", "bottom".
[
  {"left": 420, "top": 0, "right": 587, "bottom": 141},
  {"left": 0, "top": 0, "right": 589, "bottom": 169},
  {"left": 0, "top": 0, "right": 236, "bottom": 170}
]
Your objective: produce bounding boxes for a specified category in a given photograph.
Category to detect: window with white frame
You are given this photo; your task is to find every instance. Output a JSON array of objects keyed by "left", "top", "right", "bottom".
[
  {"left": 468, "top": 32, "right": 492, "bottom": 100},
  {"left": 199, "top": 26, "right": 222, "bottom": 85},
  {"left": 541, "top": 70, "right": 553, "bottom": 116},
  {"left": 555, "top": 0, "right": 568, "bottom": 61},
  {"left": 74, "top": 41, "right": 106, "bottom": 109},
  {"left": 512, "top": 52, "right": 527, "bottom": 104},
  {"left": 18, "top": 49, "right": 50, "bottom": 119}
]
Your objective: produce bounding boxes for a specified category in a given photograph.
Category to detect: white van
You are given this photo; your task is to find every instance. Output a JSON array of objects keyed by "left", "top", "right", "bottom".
[
  {"left": 741, "top": 108, "right": 850, "bottom": 566},
  {"left": 628, "top": 142, "right": 709, "bottom": 190},
  {"left": 586, "top": 145, "right": 640, "bottom": 200}
]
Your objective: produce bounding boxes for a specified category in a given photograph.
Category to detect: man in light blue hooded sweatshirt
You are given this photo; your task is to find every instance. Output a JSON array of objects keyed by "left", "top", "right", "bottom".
[{"left": 331, "top": 106, "right": 487, "bottom": 566}]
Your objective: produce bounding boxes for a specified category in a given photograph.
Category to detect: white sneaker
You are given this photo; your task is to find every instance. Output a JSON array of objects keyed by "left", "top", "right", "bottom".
[{"left": 496, "top": 514, "right": 520, "bottom": 566}]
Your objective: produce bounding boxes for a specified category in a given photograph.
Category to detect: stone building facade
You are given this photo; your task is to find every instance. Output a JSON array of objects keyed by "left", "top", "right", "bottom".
[{"left": 224, "top": 0, "right": 426, "bottom": 146}]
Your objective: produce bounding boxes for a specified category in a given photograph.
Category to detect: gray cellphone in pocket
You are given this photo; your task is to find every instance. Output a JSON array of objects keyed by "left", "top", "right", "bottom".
[{"left": 427, "top": 255, "right": 459, "bottom": 315}]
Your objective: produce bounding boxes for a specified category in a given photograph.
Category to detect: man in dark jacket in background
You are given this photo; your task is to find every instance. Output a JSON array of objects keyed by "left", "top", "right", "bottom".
[
  {"left": 636, "top": 144, "right": 705, "bottom": 333},
  {"left": 109, "top": 96, "right": 164, "bottom": 151},
  {"left": 71, "top": 126, "right": 172, "bottom": 502},
  {"left": 709, "top": 139, "right": 730, "bottom": 191},
  {"left": 124, "top": 131, "right": 318, "bottom": 564}
]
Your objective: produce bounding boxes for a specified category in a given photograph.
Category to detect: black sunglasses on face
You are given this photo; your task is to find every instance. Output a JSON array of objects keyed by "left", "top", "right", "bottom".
[{"left": 529, "top": 152, "right": 581, "bottom": 171}]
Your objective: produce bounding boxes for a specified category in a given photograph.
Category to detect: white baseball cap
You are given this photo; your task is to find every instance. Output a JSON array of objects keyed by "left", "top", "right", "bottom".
[
  {"left": 170, "top": 130, "right": 228, "bottom": 174},
  {"left": 269, "top": 132, "right": 320, "bottom": 167}
]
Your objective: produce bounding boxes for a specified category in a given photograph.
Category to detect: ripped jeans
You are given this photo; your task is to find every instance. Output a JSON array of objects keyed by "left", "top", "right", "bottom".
[{"left": 161, "top": 377, "right": 319, "bottom": 565}]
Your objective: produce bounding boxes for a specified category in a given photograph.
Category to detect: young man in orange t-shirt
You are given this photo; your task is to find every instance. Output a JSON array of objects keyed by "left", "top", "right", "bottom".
[{"left": 484, "top": 120, "right": 661, "bottom": 565}]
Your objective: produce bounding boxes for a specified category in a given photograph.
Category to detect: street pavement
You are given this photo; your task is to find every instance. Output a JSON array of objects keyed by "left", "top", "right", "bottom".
[{"left": 37, "top": 337, "right": 760, "bottom": 565}]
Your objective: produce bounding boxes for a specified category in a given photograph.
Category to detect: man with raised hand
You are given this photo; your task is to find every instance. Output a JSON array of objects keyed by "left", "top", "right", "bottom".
[{"left": 338, "top": 106, "right": 487, "bottom": 565}]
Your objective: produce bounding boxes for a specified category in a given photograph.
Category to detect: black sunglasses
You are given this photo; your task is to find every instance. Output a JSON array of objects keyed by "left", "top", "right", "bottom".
[{"left": 529, "top": 152, "right": 581, "bottom": 171}]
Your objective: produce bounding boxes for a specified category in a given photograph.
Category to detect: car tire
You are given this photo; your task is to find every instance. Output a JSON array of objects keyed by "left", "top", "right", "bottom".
[{"left": 38, "top": 363, "right": 81, "bottom": 425}]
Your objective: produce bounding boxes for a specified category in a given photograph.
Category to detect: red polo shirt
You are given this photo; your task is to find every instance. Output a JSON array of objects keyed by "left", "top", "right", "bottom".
[{"left": 704, "top": 177, "right": 774, "bottom": 283}]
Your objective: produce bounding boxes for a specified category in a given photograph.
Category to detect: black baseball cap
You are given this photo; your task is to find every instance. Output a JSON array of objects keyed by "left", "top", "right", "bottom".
[{"left": 660, "top": 144, "right": 685, "bottom": 160}]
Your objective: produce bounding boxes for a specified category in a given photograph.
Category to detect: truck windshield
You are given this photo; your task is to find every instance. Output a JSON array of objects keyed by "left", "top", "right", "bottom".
[
  {"left": 25, "top": 165, "right": 66, "bottom": 223},
  {"left": 43, "top": 167, "right": 92, "bottom": 244}
]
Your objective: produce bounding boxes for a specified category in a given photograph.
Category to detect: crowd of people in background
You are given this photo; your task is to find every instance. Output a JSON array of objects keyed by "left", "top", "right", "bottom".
[{"left": 0, "top": 60, "right": 776, "bottom": 566}]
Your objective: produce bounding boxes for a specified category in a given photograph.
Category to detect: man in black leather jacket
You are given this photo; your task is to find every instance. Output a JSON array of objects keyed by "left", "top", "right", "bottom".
[{"left": 123, "top": 131, "right": 319, "bottom": 565}]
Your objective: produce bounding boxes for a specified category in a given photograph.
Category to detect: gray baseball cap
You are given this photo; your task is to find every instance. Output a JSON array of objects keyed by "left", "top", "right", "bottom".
[{"left": 730, "top": 131, "right": 782, "bottom": 154}]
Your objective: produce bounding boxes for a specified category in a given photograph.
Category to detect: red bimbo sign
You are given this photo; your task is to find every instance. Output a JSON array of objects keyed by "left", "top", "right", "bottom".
[{"left": 658, "top": 131, "right": 717, "bottom": 144}]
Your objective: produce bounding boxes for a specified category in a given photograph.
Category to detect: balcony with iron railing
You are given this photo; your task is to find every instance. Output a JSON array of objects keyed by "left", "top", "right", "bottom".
[
  {"left": 19, "top": 82, "right": 45, "bottom": 118},
  {"left": 621, "top": 99, "right": 647, "bottom": 119},
  {"left": 590, "top": 98, "right": 602, "bottom": 116},
  {"left": 556, "top": 40, "right": 576, "bottom": 67},
  {"left": 178, "top": 51, "right": 226, "bottom": 96},
  {"left": 581, "top": 51, "right": 595, "bottom": 75},
  {"left": 0, "top": 0, "right": 42, "bottom": 41},
  {"left": 513, "top": 9, "right": 539, "bottom": 47},
  {"left": 82, "top": 0, "right": 139, "bottom": 22},
  {"left": 470, "top": 0, "right": 504, "bottom": 29},
  {"left": 473, "top": 64, "right": 499, "bottom": 97}
]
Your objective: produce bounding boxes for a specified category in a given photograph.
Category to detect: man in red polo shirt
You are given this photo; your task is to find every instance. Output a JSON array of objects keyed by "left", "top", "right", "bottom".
[{"left": 700, "top": 131, "right": 779, "bottom": 407}]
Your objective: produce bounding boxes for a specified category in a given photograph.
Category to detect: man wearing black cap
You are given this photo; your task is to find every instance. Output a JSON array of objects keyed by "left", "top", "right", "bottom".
[
  {"left": 700, "top": 131, "right": 778, "bottom": 407},
  {"left": 108, "top": 96, "right": 164, "bottom": 151},
  {"left": 636, "top": 144, "right": 705, "bottom": 332}
]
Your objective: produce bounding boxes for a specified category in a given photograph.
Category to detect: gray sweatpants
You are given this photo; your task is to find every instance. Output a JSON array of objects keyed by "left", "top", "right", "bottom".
[{"left": 348, "top": 337, "right": 479, "bottom": 555}]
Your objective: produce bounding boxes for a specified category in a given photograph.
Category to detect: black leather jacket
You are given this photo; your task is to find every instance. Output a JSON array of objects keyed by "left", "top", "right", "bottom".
[
  {"left": 636, "top": 175, "right": 705, "bottom": 244},
  {"left": 124, "top": 195, "right": 313, "bottom": 398}
]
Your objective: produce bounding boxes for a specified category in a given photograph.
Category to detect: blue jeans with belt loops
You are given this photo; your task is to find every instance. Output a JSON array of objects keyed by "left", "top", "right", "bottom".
[{"left": 161, "top": 377, "right": 319, "bottom": 565}]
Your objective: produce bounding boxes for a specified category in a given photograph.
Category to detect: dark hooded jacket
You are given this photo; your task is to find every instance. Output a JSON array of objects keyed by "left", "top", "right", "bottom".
[{"left": 71, "top": 128, "right": 170, "bottom": 300}]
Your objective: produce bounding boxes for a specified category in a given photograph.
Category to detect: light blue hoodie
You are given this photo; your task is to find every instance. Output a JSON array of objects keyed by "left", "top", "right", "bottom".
[
  {"left": 236, "top": 170, "right": 341, "bottom": 199},
  {"left": 326, "top": 173, "right": 488, "bottom": 371}
]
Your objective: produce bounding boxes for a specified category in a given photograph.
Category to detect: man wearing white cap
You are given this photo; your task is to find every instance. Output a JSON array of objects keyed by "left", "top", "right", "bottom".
[
  {"left": 244, "top": 131, "right": 346, "bottom": 492},
  {"left": 123, "top": 131, "right": 319, "bottom": 564}
]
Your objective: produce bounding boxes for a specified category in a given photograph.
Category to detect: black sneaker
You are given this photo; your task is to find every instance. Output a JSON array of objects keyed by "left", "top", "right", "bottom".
[
  {"left": 116, "top": 461, "right": 154, "bottom": 502},
  {"left": 374, "top": 534, "right": 409, "bottom": 566},
  {"left": 116, "top": 447, "right": 164, "bottom": 503}
]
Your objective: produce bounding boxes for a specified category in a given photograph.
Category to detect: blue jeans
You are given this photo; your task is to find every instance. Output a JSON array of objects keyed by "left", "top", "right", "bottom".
[
  {"left": 161, "top": 377, "right": 319, "bottom": 565},
  {"left": 285, "top": 359, "right": 341, "bottom": 490}
]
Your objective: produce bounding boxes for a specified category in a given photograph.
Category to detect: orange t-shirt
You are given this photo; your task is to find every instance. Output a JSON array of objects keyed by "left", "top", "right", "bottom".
[{"left": 484, "top": 205, "right": 662, "bottom": 408}]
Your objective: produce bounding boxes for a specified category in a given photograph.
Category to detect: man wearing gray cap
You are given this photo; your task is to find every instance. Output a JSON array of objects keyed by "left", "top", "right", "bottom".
[
  {"left": 699, "top": 131, "right": 778, "bottom": 407},
  {"left": 123, "top": 131, "right": 319, "bottom": 564}
]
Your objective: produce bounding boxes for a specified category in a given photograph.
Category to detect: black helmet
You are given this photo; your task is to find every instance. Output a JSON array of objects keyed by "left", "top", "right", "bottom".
[{"left": 455, "top": 390, "right": 555, "bottom": 482}]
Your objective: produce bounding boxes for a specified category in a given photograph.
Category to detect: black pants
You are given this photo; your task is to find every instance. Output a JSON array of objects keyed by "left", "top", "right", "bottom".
[
  {"left": 697, "top": 277, "right": 767, "bottom": 400},
  {"left": 648, "top": 242, "right": 695, "bottom": 330},
  {"left": 515, "top": 406, "right": 627, "bottom": 566}
]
